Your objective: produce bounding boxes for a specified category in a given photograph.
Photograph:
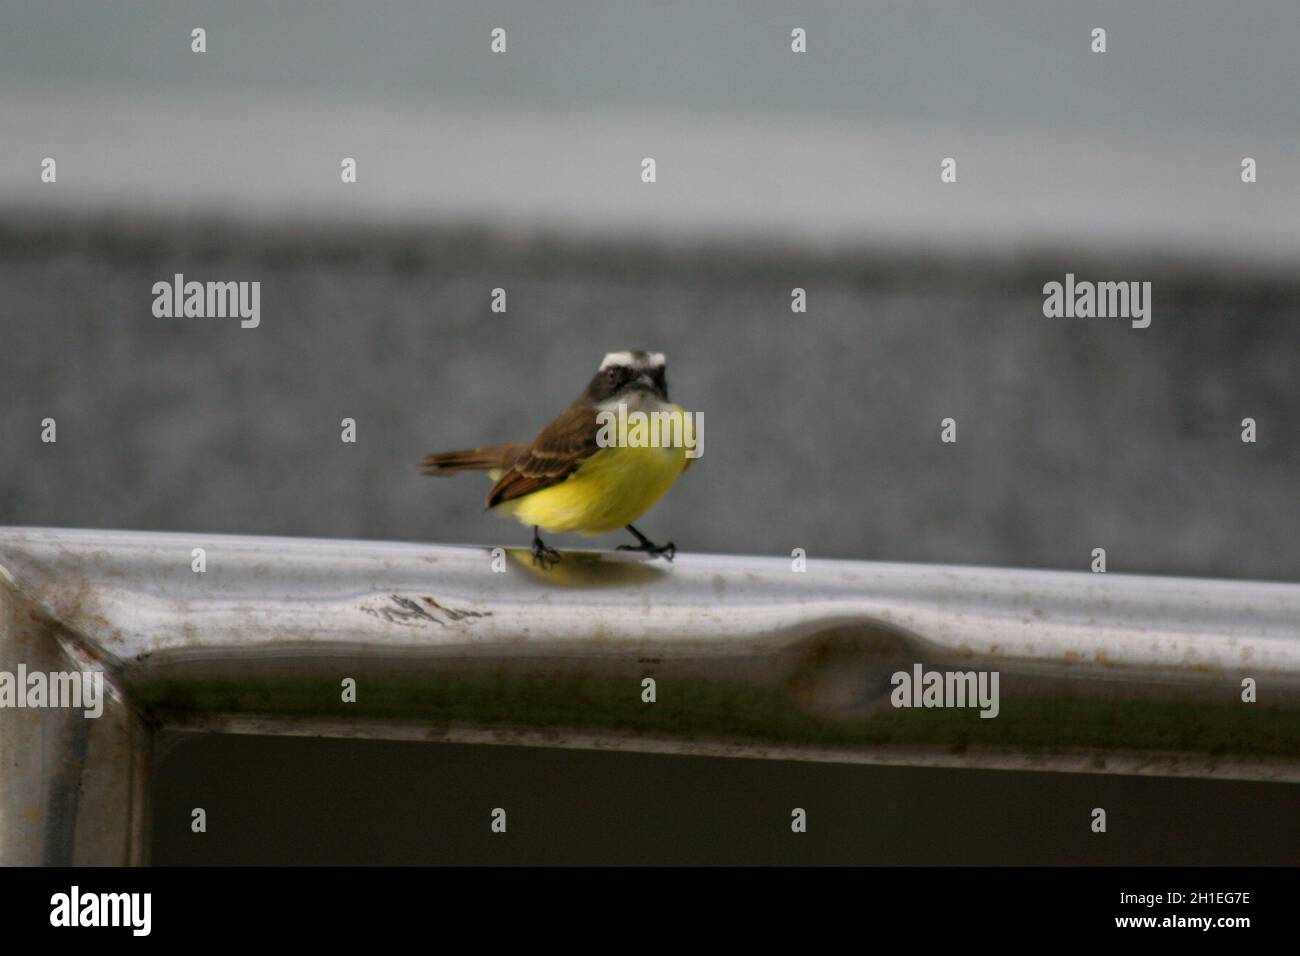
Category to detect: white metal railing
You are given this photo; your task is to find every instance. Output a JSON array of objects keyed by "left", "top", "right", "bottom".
[{"left": 3, "top": 526, "right": 1298, "bottom": 865}]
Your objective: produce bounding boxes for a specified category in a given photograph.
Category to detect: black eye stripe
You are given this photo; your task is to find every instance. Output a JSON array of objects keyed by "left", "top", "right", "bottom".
[{"left": 600, "top": 365, "right": 665, "bottom": 382}]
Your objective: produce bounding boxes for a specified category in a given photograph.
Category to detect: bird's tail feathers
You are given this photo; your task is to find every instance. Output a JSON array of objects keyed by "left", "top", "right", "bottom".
[{"left": 419, "top": 444, "right": 526, "bottom": 476}]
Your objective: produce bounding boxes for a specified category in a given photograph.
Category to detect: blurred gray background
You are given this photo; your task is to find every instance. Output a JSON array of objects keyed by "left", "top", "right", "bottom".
[
  {"left": 1, "top": 1, "right": 1297, "bottom": 580},
  {"left": 3, "top": 0, "right": 1299, "bottom": 868}
]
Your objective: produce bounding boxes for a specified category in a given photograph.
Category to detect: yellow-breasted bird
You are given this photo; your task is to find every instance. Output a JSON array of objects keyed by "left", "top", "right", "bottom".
[{"left": 419, "top": 351, "right": 697, "bottom": 569}]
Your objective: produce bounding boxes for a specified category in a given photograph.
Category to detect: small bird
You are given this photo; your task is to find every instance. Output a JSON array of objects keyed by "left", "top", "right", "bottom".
[{"left": 420, "top": 351, "right": 696, "bottom": 569}]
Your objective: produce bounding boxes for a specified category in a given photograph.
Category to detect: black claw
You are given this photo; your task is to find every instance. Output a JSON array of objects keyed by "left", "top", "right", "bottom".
[
  {"left": 530, "top": 527, "right": 561, "bottom": 571},
  {"left": 531, "top": 545, "right": 561, "bottom": 570},
  {"left": 619, "top": 526, "right": 676, "bottom": 562}
]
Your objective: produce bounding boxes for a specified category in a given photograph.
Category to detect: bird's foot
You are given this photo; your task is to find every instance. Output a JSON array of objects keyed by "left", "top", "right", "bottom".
[
  {"left": 617, "top": 539, "right": 676, "bottom": 562},
  {"left": 530, "top": 535, "right": 562, "bottom": 571}
]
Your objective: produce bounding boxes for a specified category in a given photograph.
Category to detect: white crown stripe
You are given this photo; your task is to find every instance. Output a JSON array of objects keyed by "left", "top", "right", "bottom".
[
  {"left": 599, "top": 351, "right": 666, "bottom": 371},
  {"left": 599, "top": 352, "right": 635, "bottom": 370}
]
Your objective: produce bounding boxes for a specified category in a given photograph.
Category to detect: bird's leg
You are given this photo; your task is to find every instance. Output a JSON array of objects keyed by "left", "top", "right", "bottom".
[
  {"left": 617, "top": 524, "right": 676, "bottom": 561},
  {"left": 530, "top": 526, "right": 561, "bottom": 570}
]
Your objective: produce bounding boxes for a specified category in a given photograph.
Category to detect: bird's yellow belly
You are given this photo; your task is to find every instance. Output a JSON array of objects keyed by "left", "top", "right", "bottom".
[{"left": 496, "top": 442, "right": 690, "bottom": 536}]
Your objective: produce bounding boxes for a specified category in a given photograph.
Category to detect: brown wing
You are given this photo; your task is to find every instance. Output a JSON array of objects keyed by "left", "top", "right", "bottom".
[{"left": 486, "top": 403, "right": 600, "bottom": 508}]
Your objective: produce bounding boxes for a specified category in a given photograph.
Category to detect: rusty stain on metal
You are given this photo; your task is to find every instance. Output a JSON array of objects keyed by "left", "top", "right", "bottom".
[{"left": 359, "top": 593, "right": 491, "bottom": 627}]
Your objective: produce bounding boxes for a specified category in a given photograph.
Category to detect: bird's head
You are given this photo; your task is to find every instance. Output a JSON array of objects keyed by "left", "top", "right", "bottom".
[{"left": 584, "top": 351, "right": 670, "bottom": 404}]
